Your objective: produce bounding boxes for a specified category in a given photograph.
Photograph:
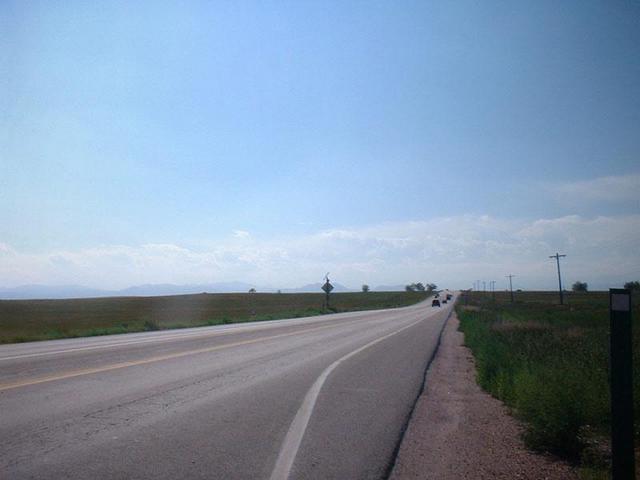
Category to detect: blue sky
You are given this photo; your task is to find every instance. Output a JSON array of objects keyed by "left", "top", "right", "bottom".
[{"left": 1, "top": 1, "right": 639, "bottom": 291}]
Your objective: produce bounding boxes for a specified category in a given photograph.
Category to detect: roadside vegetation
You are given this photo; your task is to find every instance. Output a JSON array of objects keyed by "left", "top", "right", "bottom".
[
  {"left": 457, "top": 291, "right": 639, "bottom": 478},
  {"left": 0, "top": 290, "right": 429, "bottom": 344}
]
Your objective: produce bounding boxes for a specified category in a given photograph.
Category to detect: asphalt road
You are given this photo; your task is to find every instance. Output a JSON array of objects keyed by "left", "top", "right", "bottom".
[{"left": 0, "top": 295, "right": 454, "bottom": 480}]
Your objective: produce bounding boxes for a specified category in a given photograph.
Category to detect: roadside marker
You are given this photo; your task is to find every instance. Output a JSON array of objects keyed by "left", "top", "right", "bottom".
[{"left": 609, "top": 288, "right": 635, "bottom": 479}]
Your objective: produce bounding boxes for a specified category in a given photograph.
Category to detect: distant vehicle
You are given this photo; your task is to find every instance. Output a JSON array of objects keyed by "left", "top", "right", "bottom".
[
  {"left": 442, "top": 299, "right": 448, "bottom": 304},
  {"left": 432, "top": 299, "right": 441, "bottom": 307},
  {"left": 446, "top": 294, "right": 452, "bottom": 301},
  {"left": 434, "top": 293, "right": 439, "bottom": 298}
]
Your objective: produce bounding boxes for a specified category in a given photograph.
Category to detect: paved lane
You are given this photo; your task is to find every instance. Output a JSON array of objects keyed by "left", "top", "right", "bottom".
[{"left": 0, "top": 296, "right": 454, "bottom": 479}]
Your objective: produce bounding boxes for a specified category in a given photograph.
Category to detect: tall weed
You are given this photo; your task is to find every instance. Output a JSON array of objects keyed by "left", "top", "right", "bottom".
[{"left": 458, "top": 292, "right": 638, "bottom": 470}]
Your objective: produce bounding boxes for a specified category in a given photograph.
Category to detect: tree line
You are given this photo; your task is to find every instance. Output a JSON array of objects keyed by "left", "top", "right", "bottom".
[
  {"left": 571, "top": 280, "right": 639, "bottom": 292},
  {"left": 404, "top": 282, "right": 437, "bottom": 292}
]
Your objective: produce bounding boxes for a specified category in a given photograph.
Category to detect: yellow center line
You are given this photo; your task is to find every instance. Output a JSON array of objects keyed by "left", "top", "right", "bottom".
[{"left": 0, "top": 321, "right": 352, "bottom": 392}]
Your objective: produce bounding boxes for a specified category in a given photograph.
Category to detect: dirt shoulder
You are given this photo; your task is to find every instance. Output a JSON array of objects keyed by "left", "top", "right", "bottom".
[{"left": 389, "top": 311, "right": 578, "bottom": 480}]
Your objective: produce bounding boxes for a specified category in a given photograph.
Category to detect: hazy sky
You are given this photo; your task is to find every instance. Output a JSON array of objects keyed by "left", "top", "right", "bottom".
[{"left": 2, "top": 1, "right": 639, "bottom": 291}]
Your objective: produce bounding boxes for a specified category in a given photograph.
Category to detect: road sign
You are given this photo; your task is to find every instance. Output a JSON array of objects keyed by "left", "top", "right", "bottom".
[
  {"left": 322, "top": 281, "right": 334, "bottom": 294},
  {"left": 609, "top": 288, "right": 635, "bottom": 479}
]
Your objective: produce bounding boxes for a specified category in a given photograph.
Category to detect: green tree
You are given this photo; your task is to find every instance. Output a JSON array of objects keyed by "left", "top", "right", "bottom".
[
  {"left": 406, "top": 282, "right": 427, "bottom": 292},
  {"left": 624, "top": 280, "right": 640, "bottom": 291},
  {"left": 572, "top": 281, "right": 588, "bottom": 292},
  {"left": 361, "top": 284, "right": 370, "bottom": 293}
]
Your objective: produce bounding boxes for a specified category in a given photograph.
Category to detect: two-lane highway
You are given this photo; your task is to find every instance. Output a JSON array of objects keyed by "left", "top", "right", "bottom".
[{"left": 0, "top": 296, "right": 454, "bottom": 479}]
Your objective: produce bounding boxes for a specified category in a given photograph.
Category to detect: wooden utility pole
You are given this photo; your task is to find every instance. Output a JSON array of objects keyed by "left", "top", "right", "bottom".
[
  {"left": 506, "top": 274, "right": 515, "bottom": 303},
  {"left": 549, "top": 253, "right": 567, "bottom": 305}
]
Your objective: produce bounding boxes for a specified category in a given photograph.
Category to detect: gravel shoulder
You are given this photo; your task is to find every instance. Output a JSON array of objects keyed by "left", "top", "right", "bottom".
[{"left": 389, "top": 311, "right": 578, "bottom": 480}]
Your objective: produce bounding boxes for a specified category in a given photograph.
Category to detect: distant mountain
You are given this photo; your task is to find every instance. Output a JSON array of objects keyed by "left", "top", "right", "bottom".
[
  {"left": 118, "top": 282, "right": 256, "bottom": 296},
  {"left": 0, "top": 285, "right": 109, "bottom": 300},
  {"left": 0, "top": 281, "right": 357, "bottom": 299},
  {"left": 0, "top": 282, "right": 257, "bottom": 300},
  {"left": 280, "top": 282, "right": 352, "bottom": 293}
]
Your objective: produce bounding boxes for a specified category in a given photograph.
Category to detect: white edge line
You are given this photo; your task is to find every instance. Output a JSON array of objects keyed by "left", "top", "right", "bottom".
[
  {"left": 269, "top": 315, "right": 427, "bottom": 480},
  {"left": 0, "top": 329, "right": 246, "bottom": 361}
]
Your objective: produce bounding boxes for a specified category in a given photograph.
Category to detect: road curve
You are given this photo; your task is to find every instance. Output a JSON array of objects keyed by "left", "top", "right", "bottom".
[{"left": 0, "top": 296, "right": 454, "bottom": 479}]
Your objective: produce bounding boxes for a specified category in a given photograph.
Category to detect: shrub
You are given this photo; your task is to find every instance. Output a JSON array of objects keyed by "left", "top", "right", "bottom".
[
  {"left": 624, "top": 280, "right": 640, "bottom": 291},
  {"left": 572, "top": 281, "right": 588, "bottom": 292},
  {"left": 143, "top": 319, "right": 160, "bottom": 331}
]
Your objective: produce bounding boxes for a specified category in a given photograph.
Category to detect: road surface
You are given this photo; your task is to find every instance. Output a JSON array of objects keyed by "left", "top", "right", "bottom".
[{"left": 0, "top": 296, "right": 454, "bottom": 479}]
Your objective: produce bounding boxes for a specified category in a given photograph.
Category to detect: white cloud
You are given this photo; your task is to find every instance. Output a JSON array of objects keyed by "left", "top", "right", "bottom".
[
  {"left": 1, "top": 214, "right": 638, "bottom": 291},
  {"left": 232, "top": 230, "right": 250, "bottom": 239},
  {"left": 549, "top": 173, "right": 640, "bottom": 204}
]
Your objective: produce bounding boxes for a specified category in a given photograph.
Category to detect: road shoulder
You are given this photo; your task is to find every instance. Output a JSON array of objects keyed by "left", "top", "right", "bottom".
[{"left": 389, "top": 310, "right": 577, "bottom": 480}]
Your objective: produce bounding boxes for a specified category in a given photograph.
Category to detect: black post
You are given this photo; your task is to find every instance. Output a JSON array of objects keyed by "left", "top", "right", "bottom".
[{"left": 609, "top": 288, "right": 635, "bottom": 479}]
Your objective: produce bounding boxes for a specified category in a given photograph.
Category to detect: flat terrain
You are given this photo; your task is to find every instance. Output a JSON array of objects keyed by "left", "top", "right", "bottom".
[
  {"left": 0, "top": 297, "right": 451, "bottom": 480},
  {"left": 0, "top": 291, "right": 429, "bottom": 344}
]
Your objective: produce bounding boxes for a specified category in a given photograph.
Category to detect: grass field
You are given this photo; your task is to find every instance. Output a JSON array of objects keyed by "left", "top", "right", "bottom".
[
  {"left": 0, "top": 291, "right": 429, "bottom": 344},
  {"left": 457, "top": 290, "right": 639, "bottom": 478}
]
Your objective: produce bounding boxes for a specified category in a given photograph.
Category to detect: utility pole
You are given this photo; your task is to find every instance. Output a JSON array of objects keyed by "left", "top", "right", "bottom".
[
  {"left": 482, "top": 281, "right": 486, "bottom": 293},
  {"left": 549, "top": 253, "right": 567, "bottom": 305},
  {"left": 490, "top": 280, "right": 496, "bottom": 300},
  {"left": 506, "top": 274, "right": 515, "bottom": 303}
]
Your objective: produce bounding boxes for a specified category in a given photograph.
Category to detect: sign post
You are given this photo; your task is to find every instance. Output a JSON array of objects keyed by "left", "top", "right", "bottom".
[
  {"left": 322, "top": 275, "right": 334, "bottom": 310},
  {"left": 609, "top": 288, "right": 635, "bottom": 479}
]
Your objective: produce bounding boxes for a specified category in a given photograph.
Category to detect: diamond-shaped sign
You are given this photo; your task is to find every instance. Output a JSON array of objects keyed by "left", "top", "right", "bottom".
[{"left": 322, "top": 281, "right": 334, "bottom": 294}]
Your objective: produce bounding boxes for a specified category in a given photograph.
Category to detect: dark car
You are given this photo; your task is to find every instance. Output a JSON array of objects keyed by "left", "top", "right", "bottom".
[
  {"left": 432, "top": 299, "right": 441, "bottom": 307},
  {"left": 442, "top": 299, "right": 448, "bottom": 304},
  {"left": 446, "top": 294, "right": 452, "bottom": 301}
]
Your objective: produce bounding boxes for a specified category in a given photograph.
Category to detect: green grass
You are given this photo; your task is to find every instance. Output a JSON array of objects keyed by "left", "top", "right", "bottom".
[
  {"left": 457, "top": 291, "right": 640, "bottom": 476},
  {"left": 0, "top": 291, "right": 429, "bottom": 344}
]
